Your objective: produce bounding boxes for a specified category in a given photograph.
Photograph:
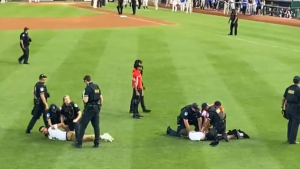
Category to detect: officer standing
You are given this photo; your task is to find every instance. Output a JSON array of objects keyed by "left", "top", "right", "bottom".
[
  {"left": 18, "top": 27, "right": 32, "bottom": 64},
  {"left": 25, "top": 74, "right": 49, "bottom": 134},
  {"left": 72, "top": 75, "right": 103, "bottom": 148},
  {"left": 166, "top": 103, "right": 202, "bottom": 137},
  {"left": 228, "top": 11, "right": 238, "bottom": 36},
  {"left": 97, "top": 0, "right": 102, "bottom": 8},
  {"left": 131, "top": 0, "right": 137, "bottom": 14},
  {"left": 130, "top": 60, "right": 151, "bottom": 114},
  {"left": 282, "top": 76, "right": 300, "bottom": 144},
  {"left": 138, "top": 0, "right": 142, "bottom": 9},
  {"left": 117, "top": 0, "right": 124, "bottom": 14},
  {"left": 46, "top": 104, "right": 61, "bottom": 129},
  {"left": 61, "top": 95, "right": 82, "bottom": 141}
]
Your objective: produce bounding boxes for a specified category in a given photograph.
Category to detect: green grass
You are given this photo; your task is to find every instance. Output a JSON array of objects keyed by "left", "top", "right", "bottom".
[{"left": 0, "top": 2, "right": 300, "bottom": 169}]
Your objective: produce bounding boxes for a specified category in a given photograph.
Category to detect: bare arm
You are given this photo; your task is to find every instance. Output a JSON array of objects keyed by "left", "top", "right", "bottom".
[
  {"left": 183, "top": 119, "right": 191, "bottom": 131},
  {"left": 20, "top": 39, "right": 25, "bottom": 49},
  {"left": 40, "top": 93, "right": 48, "bottom": 110},
  {"left": 197, "top": 118, "right": 202, "bottom": 131},
  {"left": 202, "top": 119, "right": 210, "bottom": 132},
  {"left": 60, "top": 115, "right": 64, "bottom": 124},
  {"left": 100, "top": 95, "right": 103, "bottom": 105}
]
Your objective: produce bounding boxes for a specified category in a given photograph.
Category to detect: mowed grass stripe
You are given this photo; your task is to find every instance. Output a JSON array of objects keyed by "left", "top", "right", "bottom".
[
  {"left": 205, "top": 47, "right": 283, "bottom": 169},
  {"left": 0, "top": 31, "right": 83, "bottom": 169}
]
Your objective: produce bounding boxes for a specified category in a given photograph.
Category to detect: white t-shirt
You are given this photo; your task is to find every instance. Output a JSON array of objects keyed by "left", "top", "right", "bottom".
[
  {"left": 189, "top": 132, "right": 206, "bottom": 141},
  {"left": 48, "top": 124, "right": 67, "bottom": 141},
  {"left": 229, "top": 0, "right": 235, "bottom": 9}
]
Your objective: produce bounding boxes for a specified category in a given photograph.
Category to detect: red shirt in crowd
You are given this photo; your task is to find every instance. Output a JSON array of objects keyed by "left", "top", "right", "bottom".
[{"left": 132, "top": 68, "right": 143, "bottom": 89}]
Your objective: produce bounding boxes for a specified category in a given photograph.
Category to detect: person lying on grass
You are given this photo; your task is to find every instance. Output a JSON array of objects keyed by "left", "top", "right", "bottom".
[
  {"left": 39, "top": 123, "right": 114, "bottom": 142},
  {"left": 188, "top": 128, "right": 250, "bottom": 141}
]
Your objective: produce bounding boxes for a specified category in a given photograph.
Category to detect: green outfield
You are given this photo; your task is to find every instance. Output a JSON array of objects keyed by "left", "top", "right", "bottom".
[{"left": 0, "top": 3, "right": 300, "bottom": 169}]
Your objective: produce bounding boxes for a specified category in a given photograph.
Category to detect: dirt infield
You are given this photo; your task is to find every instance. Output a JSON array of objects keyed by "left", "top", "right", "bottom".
[
  {"left": 151, "top": 2, "right": 300, "bottom": 27},
  {"left": 0, "top": 3, "right": 172, "bottom": 30}
]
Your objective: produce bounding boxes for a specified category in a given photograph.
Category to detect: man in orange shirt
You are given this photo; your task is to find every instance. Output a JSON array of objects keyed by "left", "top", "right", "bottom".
[
  {"left": 129, "top": 60, "right": 151, "bottom": 115},
  {"left": 131, "top": 62, "right": 143, "bottom": 119}
]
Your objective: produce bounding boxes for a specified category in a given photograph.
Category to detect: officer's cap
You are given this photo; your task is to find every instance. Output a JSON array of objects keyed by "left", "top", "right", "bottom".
[
  {"left": 293, "top": 76, "right": 300, "bottom": 83},
  {"left": 24, "top": 27, "right": 29, "bottom": 31},
  {"left": 49, "top": 104, "right": 57, "bottom": 113},
  {"left": 39, "top": 74, "right": 47, "bottom": 79},
  {"left": 201, "top": 103, "right": 208, "bottom": 110},
  {"left": 191, "top": 103, "right": 200, "bottom": 111},
  {"left": 83, "top": 75, "right": 91, "bottom": 82},
  {"left": 214, "top": 101, "right": 222, "bottom": 106}
]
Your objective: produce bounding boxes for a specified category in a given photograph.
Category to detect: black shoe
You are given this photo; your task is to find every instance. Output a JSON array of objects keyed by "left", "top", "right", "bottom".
[
  {"left": 72, "top": 143, "right": 82, "bottom": 148},
  {"left": 18, "top": 59, "right": 22, "bottom": 64},
  {"left": 25, "top": 130, "right": 31, "bottom": 134},
  {"left": 132, "top": 13, "right": 135, "bottom": 15},
  {"left": 210, "top": 139, "right": 219, "bottom": 146},
  {"left": 146, "top": 6, "right": 148, "bottom": 9},
  {"left": 125, "top": 4, "right": 127, "bottom": 7},
  {"left": 137, "top": 113, "right": 143, "bottom": 117},
  {"left": 143, "top": 109, "right": 151, "bottom": 113},
  {"left": 227, "top": 130, "right": 233, "bottom": 135},
  {"left": 289, "top": 142, "right": 299, "bottom": 144},
  {"left": 133, "top": 114, "right": 141, "bottom": 119},
  {"left": 222, "top": 133, "right": 229, "bottom": 142},
  {"left": 228, "top": 34, "right": 232, "bottom": 35},
  {"left": 166, "top": 126, "right": 171, "bottom": 135},
  {"left": 23, "top": 63, "right": 29, "bottom": 64},
  {"left": 232, "top": 129, "right": 240, "bottom": 139},
  {"left": 238, "top": 129, "right": 250, "bottom": 139},
  {"left": 92, "top": 144, "right": 99, "bottom": 148},
  {"left": 143, "top": 6, "right": 145, "bottom": 9}
]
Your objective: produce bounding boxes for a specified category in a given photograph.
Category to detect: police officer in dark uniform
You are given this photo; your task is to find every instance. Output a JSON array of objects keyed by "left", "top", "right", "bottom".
[
  {"left": 97, "top": 0, "right": 102, "bottom": 8},
  {"left": 61, "top": 95, "right": 82, "bottom": 141},
  {"left": 117, "top": 0, "right": 124, "bottom": 14},
  {"left": 131, "top": 0, "right": 137, "bottom": 15},
  {"left": 201, "top": 103, "right": 228, "bottom": 143},
  {"left": 130, "top": 60, "right": 151, "bottom": 114},
  {"left": 138, "top": 0, "right": 142, "bottom": 9},
  {"left": 228, "top": 11, "right": 238, "bottom": 36},
  {"left": 46, "top": 104, "right": 61, "bottom": 129},
  {"left": 18, "top": 27, "right": 32, "bottom": 64},
  {"left": 25, "top": 74, "right": 50, "bottom": 134},
  {"left": 282, "top": 76, "right": 300, "bottom": 144},
  {"left": 72, "top": 75, "right": 102, "bottom": 148},
  {"left": 166, "top": 103, "right": 202, "bottom": 137}
]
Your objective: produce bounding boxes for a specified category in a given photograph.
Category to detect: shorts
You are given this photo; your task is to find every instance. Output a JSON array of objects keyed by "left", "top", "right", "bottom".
[{"left": 189, "top": 132, "right": 205, "bottom": 141}]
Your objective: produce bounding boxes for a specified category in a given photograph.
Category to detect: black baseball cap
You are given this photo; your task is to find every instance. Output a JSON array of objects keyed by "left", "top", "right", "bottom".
[
  {"left": 49, "top": 104, "right": 57, "bottom": 113},
  {"left": 214, "top": 101, "right": 222, "bottom": 106},
  {"left": 83, "top": 75, "right": 91, "bottom": 82},
  {"left": 293, "top": 76, "right": 300, "bottom": 83},
  {"left": 24, "top": 27, "right": 29, "bottom": 31},
  {"left": 134, "top": 62, "right": 143, "bottom": 68},
  {"left": 39, "top": 74, "right": 47, "bottom": 79},
  {"left": 201, "top": 103, "right": 208, "bottom": 110},
  {"left": 191, "top": 103, "right": 200, "bottom": 111}
]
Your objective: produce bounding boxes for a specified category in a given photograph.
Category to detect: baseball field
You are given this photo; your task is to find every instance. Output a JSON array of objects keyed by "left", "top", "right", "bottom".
[{"left": 0, "top": 2, "right": 300, "bottom": 169}]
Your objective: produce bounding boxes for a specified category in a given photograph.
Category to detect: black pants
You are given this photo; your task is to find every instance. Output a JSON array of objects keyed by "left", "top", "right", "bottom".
[
  {"left": 26, "top": 104, "right": 48, "bottom": 132},
  {"left": 18, "top": 46, "right": 29, "bottom": 64},
  {"left": 242, "top": 6, "right": 246, "bottom": 15},
  {"left": 287, "top": 104, "right": 300, "bottom": 143},
  {"left": 131, "top": 89, "right": 142, "bottom": 115},
  {"left": 97, "top": 0, "right": 102, "bottom": 7},
  {"left": 138, "top": 0, "right": 142, "bottom": 9},
  {"left": 77, "top": 105, "right": 100, "bottom": 146},
  {"left": 117, "top": 0, "right": 124, "bottom": 14},
  {"left": 132, "top": 1, "right": 137, "bottom": 14},
  {"left": 229, "top": 23, "right": 238, "bottom": 35},
  {"left": 130, "top": 90, "right": 146, "bottom": 112},
  {"left": 65, "top": 120, "right": 80, "bottom": 141}
]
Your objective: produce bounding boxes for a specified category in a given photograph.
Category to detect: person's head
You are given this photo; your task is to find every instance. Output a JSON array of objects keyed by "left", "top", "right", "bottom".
[
  {"left": 39, "top": 126, "right": 49, "bottom": 136},
  {"left": 39, "top": 74, "right": 47, "bottom": 83},
  {"left": 83, "top": 75, "right": 92, "bottom": 84},
  {"left": 133, "top": 60, "right": 142, "bottom": 68},
  {"left": 24, "top": 27, "right": 29, "bottom": 34},
  {"left": 63, "top": 95, "right": 71, "bottom": 105},
  {"left": 201, "top": 103, "right": 209, "bottom": 111},
  {"left": 191, "top": 103, "right": 200, "bottom": 112},
  {"left": 134, "top": 62, "right": 143, "bottom": 71},
  {"left": 293, "top": 76, "right": 300, "bottom": 85},
  {"left": 214, "top": 101, "right": 222, "bottom": 108},
  {"left": 49, "top": 104, "right": 58, "bottom": 113}
]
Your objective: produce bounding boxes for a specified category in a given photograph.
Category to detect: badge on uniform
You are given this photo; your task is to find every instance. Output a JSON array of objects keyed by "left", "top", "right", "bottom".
[
  {"left": 184, "top": 112, "right": 188, "bottom": 116},
  {"left": 74, "top": 104, "right": 78, "bottom": 107},
  {"left": 40, "top": 87, "right": 44, "bottom": 92},
  {"left": 47, "top": 113, "right": 50, "bottom": 118}
]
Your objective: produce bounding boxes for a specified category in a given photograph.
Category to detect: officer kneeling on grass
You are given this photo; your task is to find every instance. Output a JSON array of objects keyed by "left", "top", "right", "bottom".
[
  {"left": 46, "top": 104, "right": 61, "bottom": 129},
  {"left": 282, "top": 76, "right": 300, "bottom": 144},
  {"left": 61, "top": 95, "right": 82, "bottom": 141},
  {"left": 166, "top": 103, "right": 202, "bottom": 137}
]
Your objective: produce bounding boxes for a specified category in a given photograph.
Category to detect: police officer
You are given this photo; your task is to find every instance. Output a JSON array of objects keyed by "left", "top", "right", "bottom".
[
  {"left": 61, "top": 95, "right": 82, "bottom": 141},
  {"left": 18, "top": 27, "right": 32, "bottom": 64},
  {"left": 282, "top": 76, "right": 300, "bottom": 144},
  {"left": 138, "top": 0, "right": 142, "bottom": 9},
  {"left": 46, "top": 104, "right": 61, "bottom": 129},
  {"left": 201, "top": 103, "right": 228, "bottom": 142},
  {"left": 25, "top": 74, "right": 49, "bottom": 134},
  {"left": 72, "top": 75, "right": 102, "bottom": 148},
  {"left": 166, "top": 103, "right": 202, "bottom": 137},
  {"left": 97, "top": 0, "right": 102, "bottom": 8},
  {"left": 228, "top": 11, "right": 238, "bottom": 36},
  {"left": 130, "top": 60, "right": 151, "bottom": 114},
  {"left": 117, "top": 0, "right": 124, "bottom": 14},
  {"left": 131, "top": 0, "right": 137, "bottom": 15}
]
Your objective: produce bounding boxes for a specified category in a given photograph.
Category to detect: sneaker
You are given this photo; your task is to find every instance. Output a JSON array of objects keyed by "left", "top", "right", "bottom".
[
  {"left": 166, "top": 126, "right": 171, "bottom": 135},
  {"left": 143, "top": 109, "right": 151, "bottom": 113},
  {"left": 238, "top": 129, "right": 250, "bottom": 139},
  {"left": 232, "top": 129, "right": 240, "bottom": 139}
]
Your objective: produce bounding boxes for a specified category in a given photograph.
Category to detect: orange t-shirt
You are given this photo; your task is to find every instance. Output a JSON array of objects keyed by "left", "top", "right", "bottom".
[{"left": 132, "top": 70, "right": 143, "bottom": 89}]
